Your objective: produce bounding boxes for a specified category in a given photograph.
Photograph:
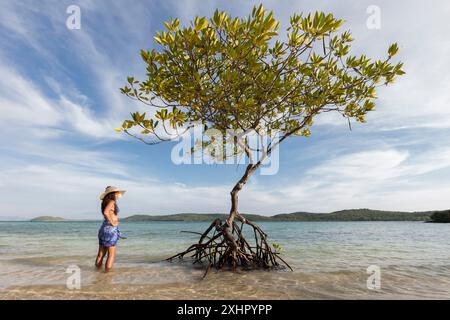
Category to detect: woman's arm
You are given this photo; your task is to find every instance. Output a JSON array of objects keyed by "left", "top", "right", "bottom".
[{"left": 103, "top": 200, "right": 119, "bottom": 227}]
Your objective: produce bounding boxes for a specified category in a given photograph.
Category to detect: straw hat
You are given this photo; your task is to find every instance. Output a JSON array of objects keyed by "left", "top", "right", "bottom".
[{"left": 99, "top": 186, "right": 127, "bottom": 200}]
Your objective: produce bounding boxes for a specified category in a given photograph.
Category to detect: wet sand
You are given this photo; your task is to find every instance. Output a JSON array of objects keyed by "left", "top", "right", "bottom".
[{"left": 1, "top": 260, "right": 449, "bottom": 299}]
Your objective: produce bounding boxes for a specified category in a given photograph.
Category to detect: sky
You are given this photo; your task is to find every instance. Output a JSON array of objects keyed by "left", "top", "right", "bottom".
[{"left": 0, "top": 0, "right": 450, "bottom": 219}]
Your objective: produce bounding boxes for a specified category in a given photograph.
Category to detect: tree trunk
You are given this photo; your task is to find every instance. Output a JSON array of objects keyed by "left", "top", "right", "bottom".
[{"left": 166, "top": 163, "right": 292, "bottom": 276}]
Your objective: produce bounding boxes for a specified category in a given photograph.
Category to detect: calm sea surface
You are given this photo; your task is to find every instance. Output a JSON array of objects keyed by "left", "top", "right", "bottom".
[{"left": 0, "top": 221, "right": 449, "bottom": 299}]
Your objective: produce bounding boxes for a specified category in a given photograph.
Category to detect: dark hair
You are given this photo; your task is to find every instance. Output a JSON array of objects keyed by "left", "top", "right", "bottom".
[{"left": 101, "top": 191, "right": 118, "bottom": 216}]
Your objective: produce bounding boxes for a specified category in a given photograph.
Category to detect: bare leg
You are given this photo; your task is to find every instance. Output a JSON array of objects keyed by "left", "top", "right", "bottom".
[
  {"left": 95, "top": 245, "right": 107, "bottom": 269},
  {"left": 105, "top": 246, "right": 116, "bottom": 272}
]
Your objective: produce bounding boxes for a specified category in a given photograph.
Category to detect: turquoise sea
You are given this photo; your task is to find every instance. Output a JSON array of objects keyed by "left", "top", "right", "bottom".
[{"left": 0, "top": 221, "right": 449, "bottom": 299}]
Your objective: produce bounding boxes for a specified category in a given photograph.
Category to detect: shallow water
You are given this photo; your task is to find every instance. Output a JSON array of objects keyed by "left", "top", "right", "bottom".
[{"left": 0, "top": 221, "right": 449, "bottom": 299}]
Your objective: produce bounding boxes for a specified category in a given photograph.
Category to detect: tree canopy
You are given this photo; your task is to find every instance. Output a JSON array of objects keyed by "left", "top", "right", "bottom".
[{"left": 118, "top": 4, "right": 404, "bottom": 162}]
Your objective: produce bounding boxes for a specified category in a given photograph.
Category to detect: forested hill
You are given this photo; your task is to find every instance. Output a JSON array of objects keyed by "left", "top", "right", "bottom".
[{"left": 123, "top": 209, "right": 442, "bottom": 222}]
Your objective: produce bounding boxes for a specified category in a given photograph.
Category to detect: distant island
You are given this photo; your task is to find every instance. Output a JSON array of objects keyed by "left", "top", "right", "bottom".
[
  {"left": 123, "top": 209, "right": 447, "bottom": 222},
  {"left": 28, "top": 209, "right": 450, "bottom": 223},
  {"left": 429, "top": 210, "right": 450, "bottom": 223},
  {"left": 31, "top": 216, "right": 66, "bottom": 222}
]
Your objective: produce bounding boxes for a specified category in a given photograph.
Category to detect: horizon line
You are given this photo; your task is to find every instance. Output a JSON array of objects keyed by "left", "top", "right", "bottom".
[{"left": 1, "top": 208, "right": 446, "bottom": 221}]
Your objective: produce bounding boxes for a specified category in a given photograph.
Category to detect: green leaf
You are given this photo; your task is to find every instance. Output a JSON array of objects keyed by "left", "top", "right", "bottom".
[
  {"left": 388, "top": 43, "right": 399, "bottom": 57},
  {"left": 153, "top": 36, "right": 163, "bottom": 44},
  {"left": 195, "top": 17, "right": 208, "bottom": 31}
]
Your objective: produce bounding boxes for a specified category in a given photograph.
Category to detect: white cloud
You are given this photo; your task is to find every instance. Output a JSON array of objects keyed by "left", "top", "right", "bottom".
[
  {"left": 245, "top": 147, "right": 450, "bottom": 213},
  {"left": 59, "top": 97, "right": 117, "bottom": 138},
  {"left": 0, "top": 64, "right": 63, "bottom": 126},
  {"left": 0, "top": 160, "right": 230, "bottom": 219},
  {"left": 308, "top": 149, "right": 409, "bottom": 181},
  {"left": 0, "top": 61, "right": 122, "bottom": 140}
]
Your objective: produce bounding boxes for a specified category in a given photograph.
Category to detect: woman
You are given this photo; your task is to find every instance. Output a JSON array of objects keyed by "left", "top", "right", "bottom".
[{"left": 95, "top": 186, "right": 126, "bottom": 272}]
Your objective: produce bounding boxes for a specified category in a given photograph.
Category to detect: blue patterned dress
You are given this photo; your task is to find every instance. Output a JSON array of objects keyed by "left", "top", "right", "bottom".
[{"left": 98, "top": 205, "right": 125, "bottom": 247}]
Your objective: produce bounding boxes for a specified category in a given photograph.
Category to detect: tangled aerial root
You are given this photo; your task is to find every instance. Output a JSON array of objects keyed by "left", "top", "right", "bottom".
[{"left": 166, "top": 215, "right": 293, "bottom": 278}]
